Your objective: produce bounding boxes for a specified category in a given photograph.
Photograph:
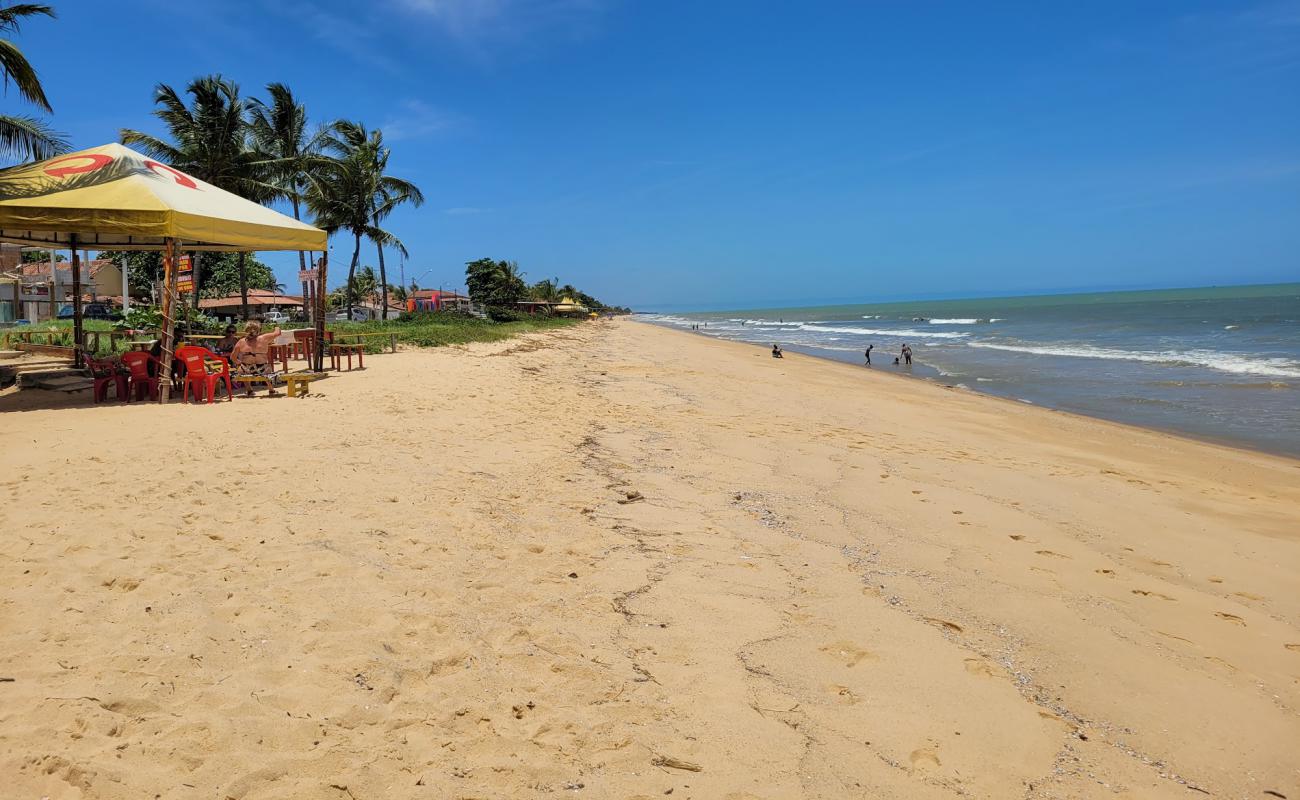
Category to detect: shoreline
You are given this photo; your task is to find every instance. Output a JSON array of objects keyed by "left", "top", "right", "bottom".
[
  {"left": 637, "top": 317, "right": 1300, "bottom": 462},
  {"left": 2, "top": 318, "right": 1297, "bottom": 798}
]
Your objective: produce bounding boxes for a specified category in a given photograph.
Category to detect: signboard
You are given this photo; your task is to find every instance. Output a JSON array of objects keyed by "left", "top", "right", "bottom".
[
  {"left": 298, "top": 269, "right": 320, "bottom": 282},
  {"left": 176, "top": 254, "right": 194, "bottom": 293}
]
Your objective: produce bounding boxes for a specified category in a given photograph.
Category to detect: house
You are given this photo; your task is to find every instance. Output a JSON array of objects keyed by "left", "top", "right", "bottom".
[
  {"left": 0, "top": 252, "right": 126, "bottom": 322},
  {"left": 407, "top": 289, "right": 472, "bottom": 313},
  {"left": 198, "top": 289, "right": 304, "bottom": 319}
]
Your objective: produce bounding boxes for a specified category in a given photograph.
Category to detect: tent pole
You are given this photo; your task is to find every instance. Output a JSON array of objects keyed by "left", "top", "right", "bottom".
[
  {"left": 314, "top": 252, "right": 328, "bottom": 371},
  {"left": 121, "top": 249, "right": 130, "bottom": 316},
  {"left": 158, "top": 238, "right": 179, "bottom": 402},
  {"left": 70, "top": 235, "right": 83, "bottom": 367},
  {"left": 48, "top": 248, "right": 58, "bottom": 323}
]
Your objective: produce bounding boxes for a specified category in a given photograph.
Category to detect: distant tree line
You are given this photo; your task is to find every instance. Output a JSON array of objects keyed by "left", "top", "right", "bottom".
[{"left": 464, "top": 258, "right": 627, "bottom": 314}]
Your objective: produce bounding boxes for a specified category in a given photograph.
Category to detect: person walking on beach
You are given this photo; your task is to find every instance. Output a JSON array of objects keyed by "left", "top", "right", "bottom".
[
  {"left": 864, "top": 344, "right": 873, "bottom": 366},
  {"left": 901, "top": 344, "right": 912, "bottom": 366}
]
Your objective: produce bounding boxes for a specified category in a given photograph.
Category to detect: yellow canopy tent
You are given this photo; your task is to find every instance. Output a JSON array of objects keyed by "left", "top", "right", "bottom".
[{"left": 0, "top": 143, "right": 332, "bottom": 395}]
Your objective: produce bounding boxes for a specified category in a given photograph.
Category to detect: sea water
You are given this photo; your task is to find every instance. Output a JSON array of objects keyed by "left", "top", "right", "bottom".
[{"left": 641, "top": 284, "right": 1300, "bottom": 458}]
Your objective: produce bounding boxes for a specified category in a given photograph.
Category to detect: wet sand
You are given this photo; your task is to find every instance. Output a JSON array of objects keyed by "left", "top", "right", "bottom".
[{"left": 1, "top": 318, "right": 1297, "bottom": 799}]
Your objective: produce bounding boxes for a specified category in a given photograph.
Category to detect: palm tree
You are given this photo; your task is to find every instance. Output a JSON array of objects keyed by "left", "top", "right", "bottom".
[
  {"left": 247, "top": 83, "right": 329, "bottom": 283},
  {"left": 310, "top": 121, "right": 420, "bottom": 321},
  {"left": 0, "top": 3, "right": 66, "bottom": 161},
  {"left": 531, "top": 277, "right": 560, "bottom": 302},
  {"left": 354, "top": 265, "right": 379, "bottom": 306},
  {"left": 121, "top": 75, "right": 269, "bottom": 317}
]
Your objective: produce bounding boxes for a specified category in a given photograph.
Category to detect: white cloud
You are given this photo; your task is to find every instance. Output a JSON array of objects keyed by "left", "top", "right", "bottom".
[
  {"left": 382, "top": 99, "right": 465, "bottom": 141},
  {"left": 388, "top": 0, "right": 608, "bottom": 44}
]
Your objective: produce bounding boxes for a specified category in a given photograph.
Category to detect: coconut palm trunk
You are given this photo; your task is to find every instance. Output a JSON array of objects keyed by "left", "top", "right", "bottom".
[
  {"left": 346, "top": 230, "right": 362, "bottom": 320},
  {"left": 238, "top": 252, "right": 249, "bottom": 320},
  {"left": 375, "top": 235, "right": 389, "bottom": 320}
]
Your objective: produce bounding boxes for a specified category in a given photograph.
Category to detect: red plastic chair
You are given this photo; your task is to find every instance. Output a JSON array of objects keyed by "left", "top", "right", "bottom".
[
  {"left": 120, "top": 351, "right": 161, "bottom": 402},
  {"left": 84, "top": 356, "right": 127, "bottom": 403},
  {"left": 175, "top": 345, "right": 232, "bottom": 404}
]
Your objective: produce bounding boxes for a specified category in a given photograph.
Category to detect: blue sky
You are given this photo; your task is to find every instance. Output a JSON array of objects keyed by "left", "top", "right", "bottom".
[{"left": 18, "top": 0, "right": 1300, "bottom": 309}]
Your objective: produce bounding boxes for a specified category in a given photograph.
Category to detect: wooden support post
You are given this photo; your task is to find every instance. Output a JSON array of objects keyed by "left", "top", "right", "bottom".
[
  {"left": 158, "top": 238, "right": 179, "bottom": 402},
  {"left": 70, "top": 235, "right": 83, "bottom": 367}
]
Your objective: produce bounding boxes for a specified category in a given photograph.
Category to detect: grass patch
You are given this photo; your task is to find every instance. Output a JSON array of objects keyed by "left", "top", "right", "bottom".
[
  {"left": 3, "top": 313, "right": 582, "bottom": 356},
  {"left": 328, "top": 312, "right": 581, "bottom": 352}
]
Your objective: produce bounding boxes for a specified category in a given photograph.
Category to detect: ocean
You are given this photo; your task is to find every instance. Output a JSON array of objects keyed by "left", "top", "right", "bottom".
[{"left": 640, "top": 283, "right": 1300, "bottom": 458}]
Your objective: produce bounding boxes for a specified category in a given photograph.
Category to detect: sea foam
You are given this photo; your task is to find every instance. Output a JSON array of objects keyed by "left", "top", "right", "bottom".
[{"left": 967, "top": 342, "right": 1300, "bottom": 378}]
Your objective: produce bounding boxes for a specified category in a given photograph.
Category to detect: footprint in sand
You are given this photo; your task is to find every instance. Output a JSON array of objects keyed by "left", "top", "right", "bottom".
[
  {"left": 1132, "top": 589, "right": 1176, "bottom": 601},
  {"left": 908, "top": 747, "right": 942, "bottom": 771},
  {"left": 1285, "top": 644, "right": 1300, "bottom": 652},
  {"left": 963, "top": 658, "right": 997, "bottom": 677},
  {"left": 1214, "top": 612, "right": 1246, "bottom": 626},
  {"left": 1009, "top": 534, "right": 1026, "bottom": 541},
  {"left": 819, "top": 641, "right": 874, "bottom": 667},
  {"left": 1232, "top": 591, "right": 1264, "bottom": 601},
  {"left": 1095, "top": 568, "right": 1116, "bottom": 577},
  {"left": 1035, "top": 550, "right": 1071, "bottom": 559},
  {"left": 829, "top": 684, "right": 861, "bottom": 704},
  {"left": 924, "top": 617, "right": 964, "bottom": 634}
]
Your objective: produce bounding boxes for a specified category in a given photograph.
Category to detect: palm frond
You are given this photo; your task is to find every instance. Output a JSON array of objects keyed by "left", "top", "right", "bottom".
[
  {"left": 0, "top": 37, "right": 51, "bottom": 111},
  {"left": 0, "top": 112, "right": 65, "bottom": 160}
]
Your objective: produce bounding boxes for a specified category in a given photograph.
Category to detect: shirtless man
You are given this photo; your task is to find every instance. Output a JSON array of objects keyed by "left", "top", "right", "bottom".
[{"left": 228, "top": 321, "right": 283, "bottom": 395}]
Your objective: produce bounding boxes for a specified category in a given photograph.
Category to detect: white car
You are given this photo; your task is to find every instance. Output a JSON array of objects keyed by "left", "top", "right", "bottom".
[{"left": 264, "top": 310, "right": 290, "bottom": 324}]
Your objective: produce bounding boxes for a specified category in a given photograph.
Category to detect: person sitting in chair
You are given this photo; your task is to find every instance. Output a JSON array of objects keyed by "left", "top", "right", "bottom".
[
  {"left": 213, "top": 324, "right": 239, "bottom": 355},
  {"left": 229, "top": 321, "right": 283, "bottom": 396},
  {"left": 772, "top": 344, "right": 784, "bottom": 358}
]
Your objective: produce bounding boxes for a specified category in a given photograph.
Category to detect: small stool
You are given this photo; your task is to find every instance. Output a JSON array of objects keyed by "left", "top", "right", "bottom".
[
  {"left": 329, "top": 343, "right": 365, "bottom": 371},
  {"left": 284, "top": 372, "right": 325, "bottom": 397}
]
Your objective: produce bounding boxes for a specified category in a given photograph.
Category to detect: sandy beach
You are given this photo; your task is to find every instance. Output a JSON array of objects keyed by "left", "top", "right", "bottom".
[{"left": 1, "top": 318, "right": 1297, "bottom": 799}]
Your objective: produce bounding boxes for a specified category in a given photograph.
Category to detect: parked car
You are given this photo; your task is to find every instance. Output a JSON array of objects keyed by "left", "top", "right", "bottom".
[
  {"left": 57, "top": 302, "right": 121, "bottom": 321},
  {"left": 263, "top": 310, "right": 290, "bottom": 325},
  {"left": 330, "top": 309, "right": 369, "bottom": 323}
]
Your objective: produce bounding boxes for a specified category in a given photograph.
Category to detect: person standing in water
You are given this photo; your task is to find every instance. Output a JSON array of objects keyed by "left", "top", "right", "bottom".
[
  {"left": 864, "top": 344, "right": 874, "bottom": 365},
  {"left": 901, "top": 344, "right": 912, "bottom": 365}
]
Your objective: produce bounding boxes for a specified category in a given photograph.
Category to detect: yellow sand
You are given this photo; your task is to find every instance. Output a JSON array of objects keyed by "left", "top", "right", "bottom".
[{"left": 1, "top": 319, "right": 1297, "bottom": 799}]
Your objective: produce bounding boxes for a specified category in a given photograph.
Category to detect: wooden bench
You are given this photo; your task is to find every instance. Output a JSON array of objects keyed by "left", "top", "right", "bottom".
[
  {"left": 14, "top": 343, "right": 76, "bottom": 359},
  {"left": 231, "top": 373, "right": 278, "bottom": 395},
  {"left": 283, "top": 372, "right": 326, "bottom": 398}
]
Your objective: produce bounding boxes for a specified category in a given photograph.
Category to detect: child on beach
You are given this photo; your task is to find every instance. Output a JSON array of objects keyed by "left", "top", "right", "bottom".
[
  {"left": 772, "top": 344, "right": 783, "bottom": 358},
  {"left": 864, "top": 344, "right": 873, "bottom": 365}
]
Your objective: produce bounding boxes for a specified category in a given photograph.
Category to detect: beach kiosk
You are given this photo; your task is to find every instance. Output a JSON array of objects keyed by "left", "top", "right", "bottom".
[{"left": 0, "top": 143, "right": 331, "bottom": 398}]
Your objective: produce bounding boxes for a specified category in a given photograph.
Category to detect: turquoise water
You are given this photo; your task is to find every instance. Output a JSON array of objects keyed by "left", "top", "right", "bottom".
[{"left": 642, "top": 284, "right": 1300, "bottom": 458}]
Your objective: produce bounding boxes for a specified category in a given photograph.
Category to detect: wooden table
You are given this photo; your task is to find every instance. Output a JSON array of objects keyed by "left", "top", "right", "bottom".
[{"left": 329, "top": 343, "right": 365, "bottom": 371}]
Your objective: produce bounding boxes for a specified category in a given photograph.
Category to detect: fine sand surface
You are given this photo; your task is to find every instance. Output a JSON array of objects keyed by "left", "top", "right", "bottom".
[{"left": 1, "top": 319, "right": 1297, "bottom": 799}]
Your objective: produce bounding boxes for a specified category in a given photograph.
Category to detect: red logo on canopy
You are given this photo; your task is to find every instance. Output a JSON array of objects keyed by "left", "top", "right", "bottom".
[
  {"left": 43, "top": 153, "right": 113, "bottom": 177},
  {"left": 143, "top": 160, "right": 198, "bottom": 189},
  {"left": 40, "top": 153, "right": 199, "bottom": 189}
]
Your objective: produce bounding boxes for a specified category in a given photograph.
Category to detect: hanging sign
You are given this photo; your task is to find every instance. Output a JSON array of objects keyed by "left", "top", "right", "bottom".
[
  {"left": 176, "top": 254, "right": 194, "bottom": 293},
  {"left": 298, "top": 269, "right": 319, "bottom": 282}
]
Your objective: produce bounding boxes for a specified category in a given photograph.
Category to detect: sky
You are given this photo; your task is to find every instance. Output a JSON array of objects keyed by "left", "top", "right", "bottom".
[{"left": 14, "top": 0, "right": 1300, "bottom": 309}]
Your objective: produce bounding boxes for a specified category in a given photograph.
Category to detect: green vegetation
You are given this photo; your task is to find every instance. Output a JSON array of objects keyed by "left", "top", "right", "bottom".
[
  {"left": 7, "top": 311, "right": 583, "bottom": 357},
  {"left": 97, "top": 250, "right": 279, "bottom": 302},
  {"left": 327, "top": 312, "right": 580, "bottom": 352}
]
